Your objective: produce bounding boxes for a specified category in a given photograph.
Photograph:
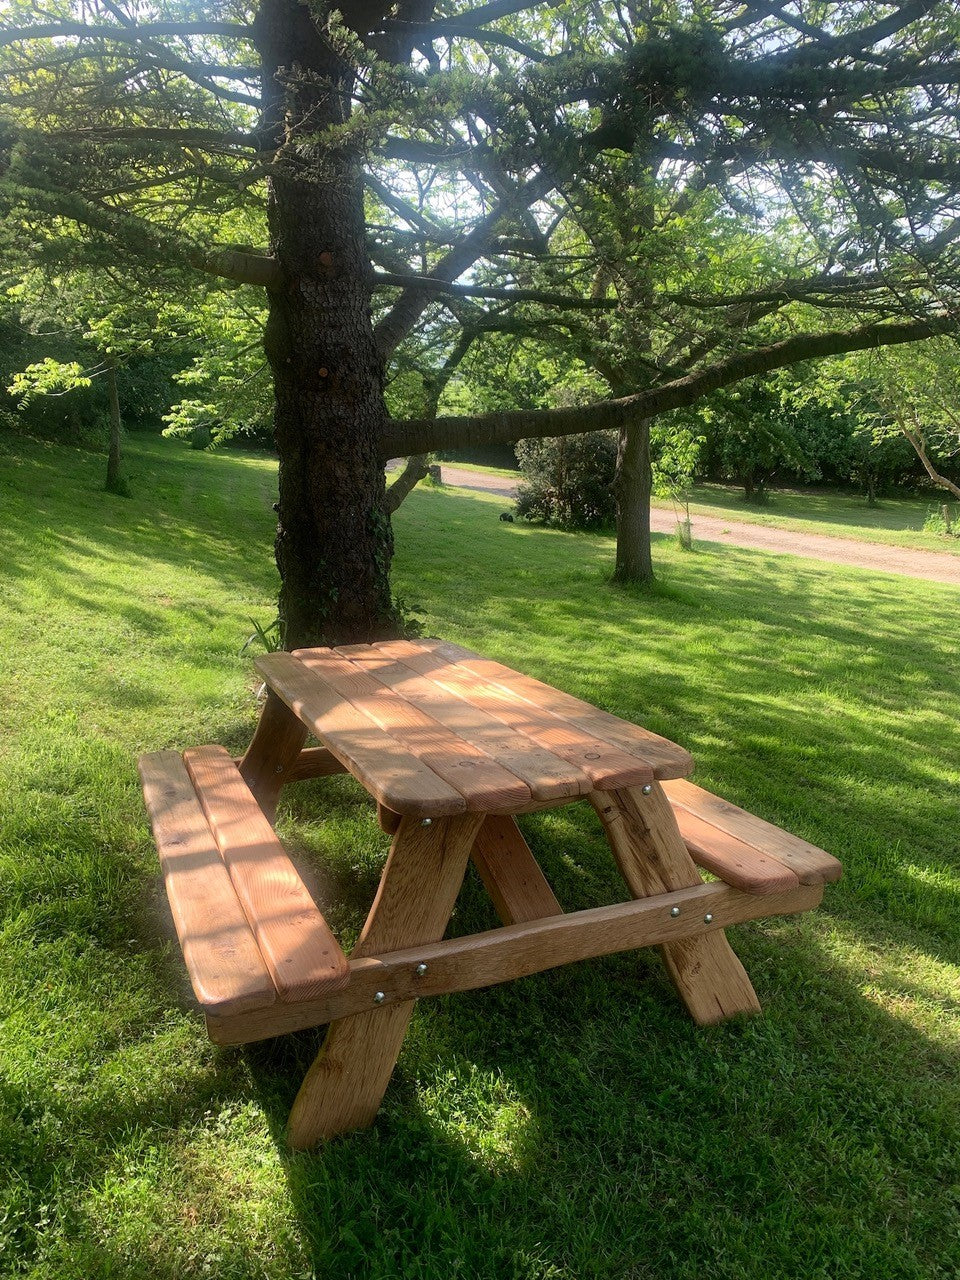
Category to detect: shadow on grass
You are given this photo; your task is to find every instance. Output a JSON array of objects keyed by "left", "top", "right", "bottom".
[
  {"left": 203, "top": 774, "right": 958, "bottom": 1278},
  {"left": 3, "top": 444, "right": 958, "bottom": 1279},
  {"left": 237, "top": 887, "right": 957, "bottom": 1278}
]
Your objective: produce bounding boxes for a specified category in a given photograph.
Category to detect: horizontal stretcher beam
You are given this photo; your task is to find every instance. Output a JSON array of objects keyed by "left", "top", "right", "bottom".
[{"left": 206, "top": 879, "right": 822, "bottom": 1045}]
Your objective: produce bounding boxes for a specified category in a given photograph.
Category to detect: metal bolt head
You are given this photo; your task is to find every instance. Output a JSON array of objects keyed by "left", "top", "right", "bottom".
[
  {"left": 641, "top": 784, "right": 653, "bottom": 795},
  {"left": 373, "top": 991, "right": 385, "bottom": 1004},
  {"left": 274, "top": 764, "right": 284, "bottom": 774},
  {"left": 670, "top": 906, "right": 681, "bottom": 918},
  {"left": 421, "top": 817, "right": 432, "bottom": 826},
  {"left": 704, "top": 913, "right": 714, "bottom": 924},
  {"left": 415, "top": 963, "right": 428, "bottom": 977}
]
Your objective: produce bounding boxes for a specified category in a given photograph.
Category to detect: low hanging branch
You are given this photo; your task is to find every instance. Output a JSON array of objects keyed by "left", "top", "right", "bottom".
[
  {"left": 0, "top": 21, "right": 255, "bottom": 45},
  {"left": 371, "top": 271, "right": 617, "bottom": 308},
  {"left": 380, "top": 314, "right": 959, "bottom": 459},
  {"left": 5, "top": 181, "right": 281, "bottom": 288}
]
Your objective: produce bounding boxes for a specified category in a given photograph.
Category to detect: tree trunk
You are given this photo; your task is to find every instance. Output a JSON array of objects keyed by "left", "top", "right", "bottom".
[
  {"left": 255, "top": 0, "right": 396, "bottom": 650},
  {"left": 104, "top": 353, "right": 125, "bottom": 495},
  {"left": 385, "top": 454, "right": 430, "bottom": 514},
  {"left": 612, "top": 417, "right": 654, "bottom": 585},
  {"left": 901, "top": 422, "right": 960, "bottom": 501}
]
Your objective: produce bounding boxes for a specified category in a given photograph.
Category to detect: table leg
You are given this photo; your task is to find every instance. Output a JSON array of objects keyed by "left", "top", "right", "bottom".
[
  {"left": 470, "top": 814, "right": 563, "bottom": 924},
  {"left": 590, "top": 784, "right": 761, "bottom": 1025},
  {"left": 287, "top": 810, "right": 485, "bottom": 1148},
  {"left": 238, "top": 690, "right": 308, "bottom": 823}
]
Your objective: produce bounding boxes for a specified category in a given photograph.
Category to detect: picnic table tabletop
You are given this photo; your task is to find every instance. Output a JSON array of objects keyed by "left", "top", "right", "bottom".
[{"left": 255, "top": 638, "right": 693, "bottom": 818}]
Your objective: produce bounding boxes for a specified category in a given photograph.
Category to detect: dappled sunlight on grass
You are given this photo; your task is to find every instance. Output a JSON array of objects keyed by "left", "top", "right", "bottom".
[
  {"left": 1, "top": 434, "right": 959, "bottom": 1279},
  {"left": 407, "top": 1062, "right": 541, "bottom": 1175}
]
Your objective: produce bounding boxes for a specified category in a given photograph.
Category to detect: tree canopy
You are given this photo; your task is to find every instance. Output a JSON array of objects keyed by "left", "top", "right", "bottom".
[{"left": 3, "top": 0, "right": 960, "bottom": 639}]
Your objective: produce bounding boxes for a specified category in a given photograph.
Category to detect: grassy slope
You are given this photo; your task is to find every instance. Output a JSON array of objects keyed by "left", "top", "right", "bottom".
[{"left": 1, "top": 431, "right": 959, "bottom": 1280}]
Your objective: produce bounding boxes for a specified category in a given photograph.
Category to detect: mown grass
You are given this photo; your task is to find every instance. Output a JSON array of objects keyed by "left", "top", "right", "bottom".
[{"left": 1, "top": 430, "right": 958, "bottom": 1280}]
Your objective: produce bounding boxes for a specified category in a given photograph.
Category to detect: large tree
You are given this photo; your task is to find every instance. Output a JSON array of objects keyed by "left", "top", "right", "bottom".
[{"left": 3, "top": 0, "right": 960, "bottom": 641}]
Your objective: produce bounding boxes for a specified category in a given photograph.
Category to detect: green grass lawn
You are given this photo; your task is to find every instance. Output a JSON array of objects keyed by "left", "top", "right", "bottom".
[{"left": 2, "top": 430, "right": 959, "bottom": 1279}]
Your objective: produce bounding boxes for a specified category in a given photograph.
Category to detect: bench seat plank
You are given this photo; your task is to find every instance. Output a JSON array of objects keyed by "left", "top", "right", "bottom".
[
  {"left": 663, "top": 778, "right": 842, "bottom": 885},
  {"left": 138, "top": 751, "right": 277, "bottom": 1018},
  {"left": 672, "top": 808, "right": 801, "bottom": 895},
  {"left": 183, "top": 746, "right": 350, "bottom": 1002}
]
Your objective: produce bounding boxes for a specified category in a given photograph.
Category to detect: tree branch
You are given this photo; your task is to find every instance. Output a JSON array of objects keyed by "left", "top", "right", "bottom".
[
  {"left": 898, "top": 416, "right": 960, "bottom": 500},
  {"left": 381, "top": 315, "right": 959, "bottom": 458},
  {"left": 7, "top": 181, "right": 280, "bottom": 287},
  {"left": 40, "top": 125, "right": 262, "bottom": 152},
  {"left": 0, "top": 21, "right": 254, "bottom": 46},
  {"left": 372, "top": 271, "right": 615, "bottom": 308},
  {"left": 374, "top": 167, "right": 556, "bottom": 357}
]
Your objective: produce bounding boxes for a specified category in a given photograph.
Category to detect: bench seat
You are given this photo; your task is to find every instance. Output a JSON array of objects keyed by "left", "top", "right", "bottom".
[
  {"left": 663, "top": 777, "right": 842, "bottom": 894},
  {"left": 138, "top": 747, "right": 349, "bottom": 1022}
]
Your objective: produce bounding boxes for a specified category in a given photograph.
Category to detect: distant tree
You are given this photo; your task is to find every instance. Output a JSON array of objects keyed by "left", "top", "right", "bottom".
[
  {"left": 867, "top": 341, "right": 960, "bottom": 503},
  {"left": 7, "top": 268, "right": 191, "bottom": 494}
]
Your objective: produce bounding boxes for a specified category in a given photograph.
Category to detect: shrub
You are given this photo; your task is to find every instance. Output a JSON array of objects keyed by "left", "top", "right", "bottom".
[{"left": 515, "top": 432, "right": 618, "bottom": 530}]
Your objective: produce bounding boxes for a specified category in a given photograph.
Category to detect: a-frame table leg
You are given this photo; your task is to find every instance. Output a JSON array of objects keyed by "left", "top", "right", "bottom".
[
  {"left": 238, "top": 690, "right": 309, "bottom": 824},
  {"left": 591, "top": 784, "right": 761, "bottom": 1025},
  {"left": 287, "top": 810, "right": 485, "bottom": 1148},
  {"left": 471, "top": 814, "right": 563, "bottom": 925}
]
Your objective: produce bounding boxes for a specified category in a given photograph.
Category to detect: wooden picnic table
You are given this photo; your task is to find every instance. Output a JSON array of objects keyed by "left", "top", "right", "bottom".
[{"left": 139, "top": 638, "right": 841, "bottom": 1148}]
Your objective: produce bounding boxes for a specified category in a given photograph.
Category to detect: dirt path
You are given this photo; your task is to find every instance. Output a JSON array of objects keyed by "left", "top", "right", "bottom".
[{"left": 439, "top": 466, "right": 960, "bottom": 588}]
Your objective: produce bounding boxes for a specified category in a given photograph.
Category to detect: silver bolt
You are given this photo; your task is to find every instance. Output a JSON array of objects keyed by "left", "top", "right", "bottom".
[
  {"left": 274, "top": 764, "right": 284, "bottom": 774},
  {"left": 421, "top": 817, "right": 432, "bottom": 826},
  {"left": 373, "top": 991, "right": 385, "bottom": 1004},
  {"left": 704, "top": 913, "right": 714, "bottom": 924},
  {"left": 415, "top": 963, "right": 428, "bottom": 977},
  {"left": 641, "top": 784, "right": 652, "bottom": 795},
  {"left": 670, "top": 906, "right": 681, "bottom": 918}
]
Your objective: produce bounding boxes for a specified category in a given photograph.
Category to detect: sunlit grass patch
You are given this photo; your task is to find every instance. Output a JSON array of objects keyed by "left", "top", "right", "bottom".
[{"left": 0, "top": 429, "right": 958, "bottom": 1280}]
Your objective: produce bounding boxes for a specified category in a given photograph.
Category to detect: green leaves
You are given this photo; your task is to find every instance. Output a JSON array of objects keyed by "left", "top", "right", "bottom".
[{"left": 8, "top": 357, "right": 90, "bottom": 404}]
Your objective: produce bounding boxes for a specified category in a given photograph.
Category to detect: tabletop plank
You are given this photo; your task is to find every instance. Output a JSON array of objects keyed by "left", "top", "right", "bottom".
[
  {"left": 421, "top": 639, "right": 693, "bottom": 779},
  {"left": 255, "top": 651, "right": 467, "bottom": 816},
  {"left": 372, "top": 639, "right": 655, "bottom": 790},
  {"left": 336, "top": 644, "right": 591, "bottom": 803},
  {"left": 294, "top": 648, "right": 532, "bottom": 812}
]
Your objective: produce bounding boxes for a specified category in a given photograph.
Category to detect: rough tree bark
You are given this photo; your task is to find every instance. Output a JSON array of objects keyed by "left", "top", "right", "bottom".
[
  {"left": 255, "top": 0, "right": 396, "bottom": 650},
  {"left": 612, "top": 416, "right": 654, "bottom": 584}
]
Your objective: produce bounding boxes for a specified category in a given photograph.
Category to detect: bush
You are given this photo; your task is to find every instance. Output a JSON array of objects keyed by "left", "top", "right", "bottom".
[{"left": 515, "top": 432, "right": 617, "bottom": 529}]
